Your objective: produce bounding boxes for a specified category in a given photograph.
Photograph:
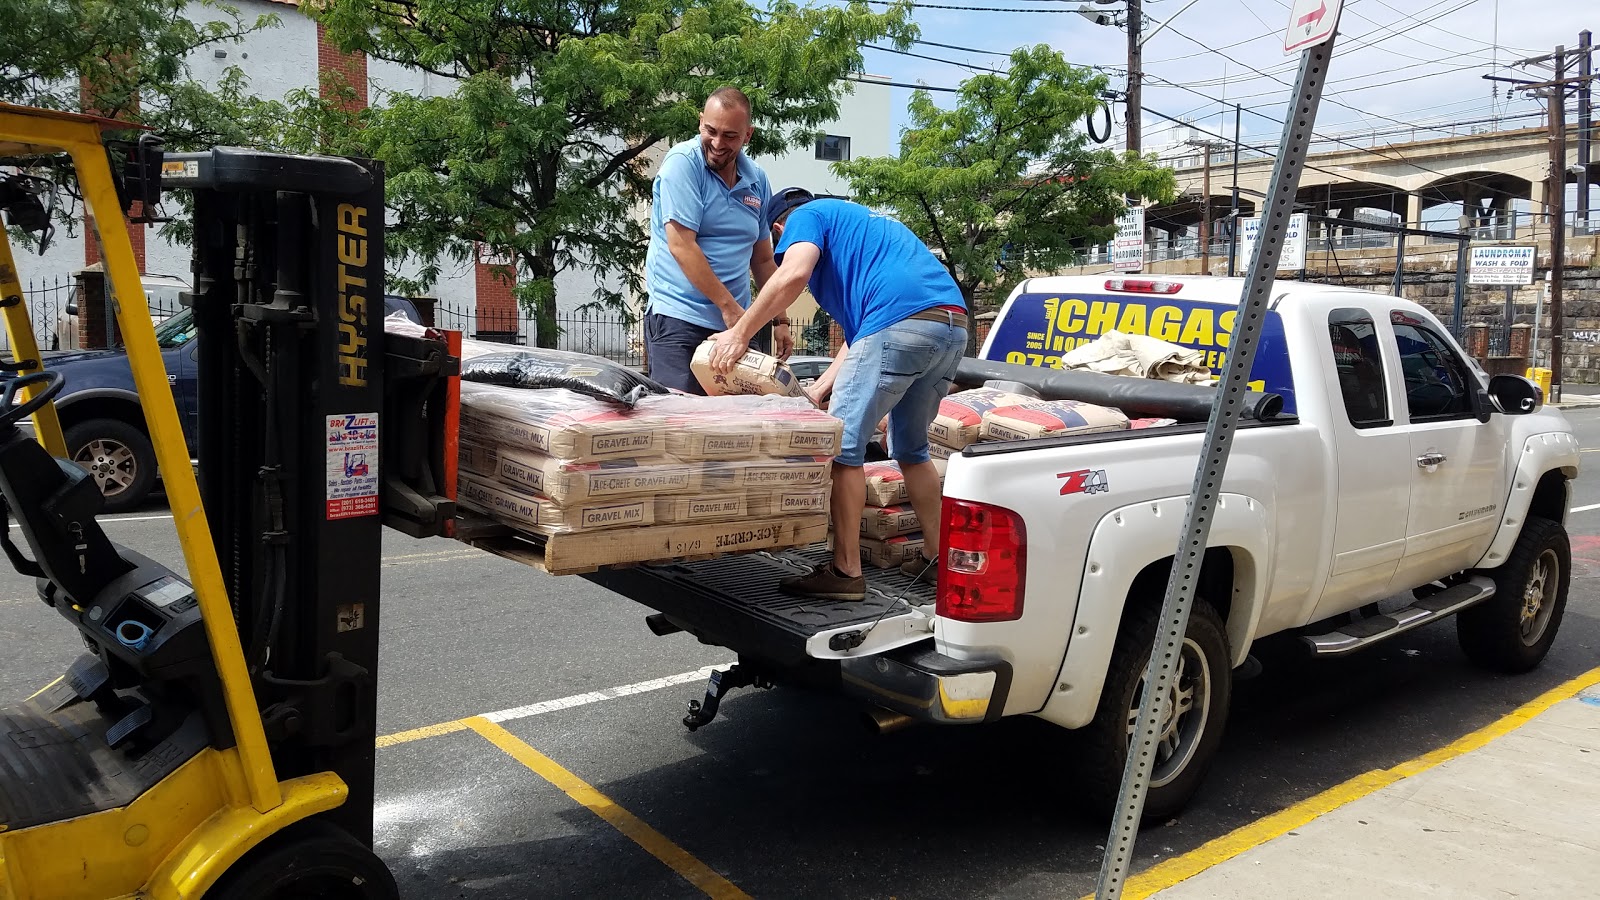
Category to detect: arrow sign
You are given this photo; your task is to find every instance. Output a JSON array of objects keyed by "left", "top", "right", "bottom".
[
  {"left": 1296, "top": 1, "right": 1326, "bottom": 28},
  {"left": 1284, "top": 0, "right": 1342, "bottom": 54}
]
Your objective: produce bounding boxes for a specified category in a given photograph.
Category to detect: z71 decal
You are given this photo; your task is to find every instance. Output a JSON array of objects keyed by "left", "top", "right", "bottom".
[{"left": 1059, "top": 469, "right": 1110, "bottom": 496}]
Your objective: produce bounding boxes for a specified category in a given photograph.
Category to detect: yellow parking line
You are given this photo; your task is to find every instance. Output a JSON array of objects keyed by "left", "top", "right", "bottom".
[
  {"left": 25, "top": 676, "right": 62, "bottom": 701},
  {"left": 1104, "top": 665, "right": 1600, "bottom": 899},
  {"left": 374, "top": 719, "right": 469, "bottom": 748},
  {"left": 466, "top": 717, "right": 751, "bottom": 900}
]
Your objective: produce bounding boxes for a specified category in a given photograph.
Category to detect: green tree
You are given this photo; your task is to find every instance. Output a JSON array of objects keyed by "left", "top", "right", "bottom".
[
  {"left": 1, "top": 0, "right": 285, "bottom": 244},
  {"left": 836, "top": 45, "right": 1177, "bottom": 307},
  {"left": 1, "top": 0, "right": 283, "bottom": 143},
  {"left": 303, "top": 0, "right": 916, "bottom": 347}
]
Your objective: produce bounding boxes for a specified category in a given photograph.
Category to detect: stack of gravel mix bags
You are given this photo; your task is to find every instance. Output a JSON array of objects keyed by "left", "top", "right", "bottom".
[
  {"left": 385, "top": 314, "right": 842, "bottom": 573},
  {"left": 455, "top": 385, "right": 842, "bottom": 572}
]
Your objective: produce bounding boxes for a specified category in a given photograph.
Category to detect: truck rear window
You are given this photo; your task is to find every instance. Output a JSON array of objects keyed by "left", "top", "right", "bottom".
[{"left": 983, "top": 292, "right": 1297, "bottom": 414}]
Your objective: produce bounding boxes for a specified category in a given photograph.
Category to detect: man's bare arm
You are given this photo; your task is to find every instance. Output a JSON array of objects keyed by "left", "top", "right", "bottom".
[{"left": 666, "top": 220, "right": 743, "bottom": 328}]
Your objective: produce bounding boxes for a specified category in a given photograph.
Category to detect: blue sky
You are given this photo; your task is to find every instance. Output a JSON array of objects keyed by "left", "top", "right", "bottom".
[{"left": 825, "top": 0, "right": 1594, "bottom": 156}]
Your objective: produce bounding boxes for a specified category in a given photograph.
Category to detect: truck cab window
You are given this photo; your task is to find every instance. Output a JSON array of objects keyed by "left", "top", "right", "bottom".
[
  {"left": 1389, "top": 314, "right": 1474, "bottom": 420},
  {"left": 1328, "top": 310, "right": 1388, "bottom": 428}
]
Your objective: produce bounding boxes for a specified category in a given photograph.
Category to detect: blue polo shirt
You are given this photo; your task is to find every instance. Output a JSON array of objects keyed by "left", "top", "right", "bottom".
[
  {"left": 645, "top": 138, "right": 773, "bottom": 331},
  {"left": 774, "top": 199, "right": 965, "bottom": 344}
]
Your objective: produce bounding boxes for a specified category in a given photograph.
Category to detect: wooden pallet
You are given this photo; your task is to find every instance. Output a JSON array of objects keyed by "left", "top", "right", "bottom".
[{"left": 455, "top": 511, "right": 830, "bottom": 577}]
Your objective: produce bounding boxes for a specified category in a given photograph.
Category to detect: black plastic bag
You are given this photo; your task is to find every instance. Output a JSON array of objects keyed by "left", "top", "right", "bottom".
[{"left": 461, "top": 349, "right": 669, "bottom": 407}]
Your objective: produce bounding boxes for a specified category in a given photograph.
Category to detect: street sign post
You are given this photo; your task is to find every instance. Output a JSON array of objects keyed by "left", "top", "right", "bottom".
[
  {"left": 1467, "top": 245, "right": 1537, "bottom": 285},
  {"left": 1240, "top": 213, "right": 1308, "bottom": 272},
  {"left": 1095, "top": 19, "right": 1341, "bottom": 900},
  {"left": 1284, "top": 0, "right": 1343, "bottom": 54},
  {"left": 1112, "top": 207, "right": 1146, "bottom": 273}
]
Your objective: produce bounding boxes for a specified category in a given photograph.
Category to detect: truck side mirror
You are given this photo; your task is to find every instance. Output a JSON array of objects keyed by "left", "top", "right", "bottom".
[{"left": 1486, "top": 374, "right": 1542, "bottom": 415}]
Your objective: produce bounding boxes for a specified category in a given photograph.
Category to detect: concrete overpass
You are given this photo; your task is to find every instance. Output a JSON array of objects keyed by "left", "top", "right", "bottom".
[{"left": 1148, "top": 127, "right": 1599, "bottom": 247}]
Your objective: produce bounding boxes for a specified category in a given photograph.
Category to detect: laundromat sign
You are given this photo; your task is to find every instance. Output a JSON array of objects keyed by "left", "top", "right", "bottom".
[{"left": 983, "top": 292, "right": 1298, "bottom": 413}]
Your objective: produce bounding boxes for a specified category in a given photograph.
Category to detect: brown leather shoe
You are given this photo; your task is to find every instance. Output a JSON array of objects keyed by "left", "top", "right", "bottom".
[
  {"left": 780, "top": 563, "right": 867, "bottom": 601},
  {"left": 899, "top": 553, "right": 938, "bottom": 587}
]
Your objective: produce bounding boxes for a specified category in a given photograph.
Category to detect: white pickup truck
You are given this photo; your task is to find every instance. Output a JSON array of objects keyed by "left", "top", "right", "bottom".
[{"left": 585, "top": 274, "right": 1579, "bottom": 820}]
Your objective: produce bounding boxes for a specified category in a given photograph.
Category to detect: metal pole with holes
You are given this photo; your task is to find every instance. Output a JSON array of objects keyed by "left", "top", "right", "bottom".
[{"left": 1093, "top": 31, "right": 1338, "bottom": 900}]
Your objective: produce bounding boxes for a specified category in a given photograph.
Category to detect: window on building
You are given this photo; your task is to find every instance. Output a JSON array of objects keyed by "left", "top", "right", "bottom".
[
  {"left": 1328, "top": 309, "right": 1389, "bottom": 428},
  {"left": 814, "top": 135, "right": 852, "bottom": 162},
  {"left": 1390, "top": 312, "right": 1475, "bottom": 420}
]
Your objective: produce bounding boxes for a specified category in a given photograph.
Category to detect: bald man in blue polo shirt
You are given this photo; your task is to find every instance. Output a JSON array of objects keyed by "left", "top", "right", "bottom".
[{"left": 643, "top": 87, "right": 791, "bottom": 393}]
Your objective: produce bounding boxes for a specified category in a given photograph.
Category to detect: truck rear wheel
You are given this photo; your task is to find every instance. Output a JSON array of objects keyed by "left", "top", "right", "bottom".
[
  {"left": 1076, "top": 598, "right": 1232, "bottom": 824},
  {"left": 1458, "top": 516, "right": 1569, "bottom": 674}
]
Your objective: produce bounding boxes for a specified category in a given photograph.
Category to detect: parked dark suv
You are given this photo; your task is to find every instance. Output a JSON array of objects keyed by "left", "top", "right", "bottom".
[{"left": 11, "top": 296, "right": 421, "bottom": 512}]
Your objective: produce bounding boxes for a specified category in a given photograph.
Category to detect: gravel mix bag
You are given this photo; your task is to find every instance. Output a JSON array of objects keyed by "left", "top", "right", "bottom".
[
  {"left": 496, "top": 446, "right": 702, "bottom": 503},
  {"left": 691, "top": 341, "right": 804, "bottom": 397},
  {"left": 458, "top": 474, "right": 655, "bottom": 532},
  {"left": 929, "top": 388, "right": 1035, "bottom": 449},
  {"left": 746, "top": 488, "right": 830, "bottom": 517},
  {"left": 980, "top": 399, "right": 1130, "bottom": 442},
  {"left": 860, "top": 504, "right": 921, "bottom": 541}
]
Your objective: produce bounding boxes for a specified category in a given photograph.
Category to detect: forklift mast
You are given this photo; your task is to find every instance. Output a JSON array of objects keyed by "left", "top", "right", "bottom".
[
  {"left": 0, "top": 104, "right": 455, "bottom": 897},
  {"left": 164, "top": 148, "right": 456, "bottom": 844}
]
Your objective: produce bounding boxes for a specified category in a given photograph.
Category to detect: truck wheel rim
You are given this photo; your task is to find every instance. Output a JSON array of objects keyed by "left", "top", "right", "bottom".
[
  {"left": 1519, "top": 548, "right": 1559, "bottom": 645},
  {"left": 73, "top": 439, "right": 138, "bottom": 496},
  {"left": 1127, "top": 636, "right": 1212, "bottom": 789}
]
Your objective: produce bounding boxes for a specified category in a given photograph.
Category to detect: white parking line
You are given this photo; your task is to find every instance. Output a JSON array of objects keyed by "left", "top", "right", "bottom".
[
  {"left": 1572, "top": 502, "right": 1600, "bottom": 514},
  {"left": 9, "top": 512, "right": 176, "bottom": 529},
  {"left": 483, "top": 666, "right": 725, "bottom": 724},
  {"left": 375, "top": 664, "right": 729, "bottom": 748}
]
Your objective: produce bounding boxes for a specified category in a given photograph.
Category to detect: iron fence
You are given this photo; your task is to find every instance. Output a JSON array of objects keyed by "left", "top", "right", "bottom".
[
  {"left": 432, "top": 300, "right": 828, "bottom": 368},
  {"left": 8, "top": 276, "right": 75, "bottom": 353}
]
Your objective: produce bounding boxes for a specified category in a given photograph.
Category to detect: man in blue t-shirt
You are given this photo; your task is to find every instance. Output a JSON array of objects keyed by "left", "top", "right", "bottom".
[
  {"left": 643, "top": 87, "right": 791, "bottom": 394},
  {"left": 705, "top": 188, "right": 968, "bottom": 601}
]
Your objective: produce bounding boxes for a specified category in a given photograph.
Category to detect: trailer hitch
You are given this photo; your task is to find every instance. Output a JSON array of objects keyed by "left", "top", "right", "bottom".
[{"left": 683, "top": 664, "right": 770, "bottom": 731}]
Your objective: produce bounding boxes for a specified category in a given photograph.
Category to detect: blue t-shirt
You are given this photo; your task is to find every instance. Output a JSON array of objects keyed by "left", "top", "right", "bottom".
[
  {"left": 645, "top": 138, "right": 773, "bottom": 331},
  {"left": 774, "top": 200, "right": 965, "bottom": 344}
]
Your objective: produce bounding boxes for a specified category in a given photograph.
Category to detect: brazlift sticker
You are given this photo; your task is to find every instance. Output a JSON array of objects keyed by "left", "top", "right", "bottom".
[{"left": 327, "top": 413, "right": 379, "bottom": 519}]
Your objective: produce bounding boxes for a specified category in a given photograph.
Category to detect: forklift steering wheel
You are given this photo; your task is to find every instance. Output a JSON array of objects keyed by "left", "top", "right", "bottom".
[{"left": 0, "top": 370, "right": 64, "bottom": 428}]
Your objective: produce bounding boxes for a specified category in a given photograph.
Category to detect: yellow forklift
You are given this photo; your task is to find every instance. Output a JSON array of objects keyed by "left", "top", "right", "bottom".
[{"left": 0, "top": 103, "right": 456, "bottom": 897}]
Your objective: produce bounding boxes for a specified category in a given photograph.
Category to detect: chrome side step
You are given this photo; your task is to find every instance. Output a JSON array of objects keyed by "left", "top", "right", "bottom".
[{"left": 1303, "top": 576, "right": 1497, "bottom": 656}]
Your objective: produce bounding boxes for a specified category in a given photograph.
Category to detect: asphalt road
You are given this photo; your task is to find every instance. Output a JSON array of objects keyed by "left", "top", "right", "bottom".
[{"left": 4, "top": 410, "right": 1600, "bottom": 899}]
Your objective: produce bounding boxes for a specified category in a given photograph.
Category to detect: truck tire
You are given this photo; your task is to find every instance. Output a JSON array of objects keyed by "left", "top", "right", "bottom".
[
  {"left": 66, "top": 418, "right": 157, "bottom": 514},
  {"left": 1457, "top": 516, "right": 1569, "bottom": 674},
  {"left": 1075, "top": 598, "right": 1232, "bottom": 824}
]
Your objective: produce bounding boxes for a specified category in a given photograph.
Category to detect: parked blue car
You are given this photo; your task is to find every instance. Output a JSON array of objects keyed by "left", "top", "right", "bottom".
[{"left": 12, "top": 296, "right": 421, "bottom": 512}]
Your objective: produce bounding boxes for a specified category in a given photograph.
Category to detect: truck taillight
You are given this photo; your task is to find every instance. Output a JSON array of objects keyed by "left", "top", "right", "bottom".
[
  {"left": 1104, "top": 278, "right": 1183, "bottom": 294},
  {"left": 937, "top": 498, "right": 1027, "bottom": 623}
]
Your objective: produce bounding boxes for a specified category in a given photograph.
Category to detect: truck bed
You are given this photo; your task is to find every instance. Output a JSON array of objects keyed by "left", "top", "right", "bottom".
[{"left": 582, "top": 546, "right": 936, "bottom": 666}]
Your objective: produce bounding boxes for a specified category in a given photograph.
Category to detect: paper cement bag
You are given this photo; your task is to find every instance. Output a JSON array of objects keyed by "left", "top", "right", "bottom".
[
  {"left": 691, "top": 341, "right": 804, "bottom": 398},
  {"left": 980, "top": 399, "right": 1130, "bottom": 442},
  {"left": 496, "top": 446, "right": 701, "bottom": 503},
  {"left": 929, "top": 388, "right": 1034, "bottom": 449},
  {"left": 458, "top": 474, "right": 655, "bottom": 532},
  {"left": 860, "top": 504, "right": 921, "bottom": 540},
  {"left": 747, "top": 489, "right": 830, "bottom": 517}
]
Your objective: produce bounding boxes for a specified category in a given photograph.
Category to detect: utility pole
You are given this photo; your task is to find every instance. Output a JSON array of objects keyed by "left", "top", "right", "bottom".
[
  {"left": 1186, "top": 138, "right": 1228, "bottom": 272},
  {"left": 1127, "top": 0, "right": 1142, "bottom": 154},
  {"left": 1487, "top": 42, "right": 1600, "bottom": 402},
  {"left": 1580, "top": 30, "right": 1593, "bottom": 234},
  {"left": 1201, "top": 145, "right": 1212, "bottom": 272},
  {"left": 1229, "top": 103, "right": 1241, "bottom": 277},
  {"left": 1551, "top": 47, "right": 1567, "bottom": 402}
]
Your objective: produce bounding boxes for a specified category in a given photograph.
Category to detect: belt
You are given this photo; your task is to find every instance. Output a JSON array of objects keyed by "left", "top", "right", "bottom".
[{"left": 907, "top": 307, "right": 968, "bottom": 329}]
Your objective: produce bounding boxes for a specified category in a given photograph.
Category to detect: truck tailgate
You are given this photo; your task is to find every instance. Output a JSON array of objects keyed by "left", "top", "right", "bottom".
[{"left": 582, "top": 547, "right": 937, "bottom": 666}]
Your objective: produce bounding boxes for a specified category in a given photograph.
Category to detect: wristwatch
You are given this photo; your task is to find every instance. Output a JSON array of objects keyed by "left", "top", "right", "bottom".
[{"left": 770, "top": 318, "right": 790, "bottom": 327}]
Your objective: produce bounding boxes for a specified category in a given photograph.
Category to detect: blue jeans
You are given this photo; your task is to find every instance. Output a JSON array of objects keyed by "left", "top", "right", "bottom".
[
  {"left": 644, "top": 312, "right": 770, "bottom": 395},
  {"left": 830, "top": 317, "right": 967, "bottom": 467}
]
